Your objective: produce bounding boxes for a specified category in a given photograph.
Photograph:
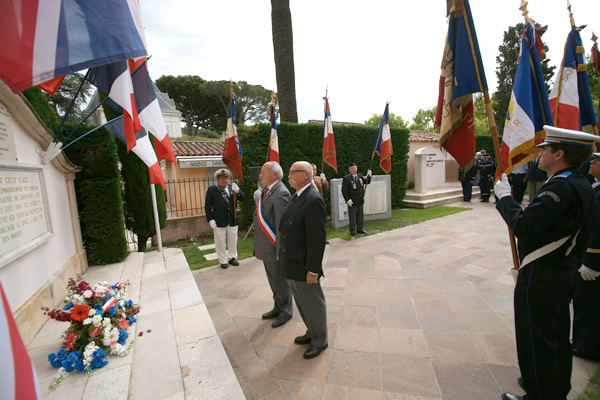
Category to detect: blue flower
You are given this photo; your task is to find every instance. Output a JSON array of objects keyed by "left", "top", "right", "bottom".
[
  {"left": 67, "top": 352, "right": 78, "bottom": 363},
  {"left": 56, "top": 349, "right": 67, "bottom": 359},
  {"left": 48, "top": 353, "right": 55, "bottom": 362},
  {"left": 61, "top": 359, "right": 74, "bottom": 373},
  {"left": 94, "top": 303, "right": 101, "bottom": 309},
  {"left": 74, "top": 359, "right": 85, "bottom": 372},
  {"left": 62, "top": 302, "right": 74, "bottom": 311},
  {"left": 117, "top": 329, "right": 128, "bottom": 345},
  {"left": 109, "top": 306, "right": 116, "bottom": 316},
  {"left": 93, "top": 348, "right": 105, "bottom": 359}
]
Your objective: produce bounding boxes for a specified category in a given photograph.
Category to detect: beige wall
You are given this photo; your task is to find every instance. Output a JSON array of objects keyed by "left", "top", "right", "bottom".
[{"left": 0, "top": 82, "right": 87, "bottom": 345}]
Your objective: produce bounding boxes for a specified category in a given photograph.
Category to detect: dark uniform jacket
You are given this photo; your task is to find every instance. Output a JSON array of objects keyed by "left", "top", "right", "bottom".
[
  {"left": 459, "top": 164, "right": 476, "bottom": 183},
  {"left": 278, "top": 185, "right": 326, "bottom": 281},
  {"left": 478, "top": 158, "right": 496, "bottom": 179},
  {"left": 341, "top": 173, "right": 371, "bottom": 205},
  {"left": 582, "top": 183, "right": 600, "bottom": 271},
  {"left": 497, "top": 168, "right": 596, "bottom": 268},
  {"left": 205, "top": 184, "right": 246, "bottom": 227}
]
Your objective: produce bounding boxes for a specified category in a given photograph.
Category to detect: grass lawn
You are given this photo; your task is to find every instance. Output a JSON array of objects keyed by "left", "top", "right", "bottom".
[
  {"left": 180, "top": 205, "right": 469, "bottom": 271},
  {"left": 578, "top": 367, "right": 600, "bottom": 400}
]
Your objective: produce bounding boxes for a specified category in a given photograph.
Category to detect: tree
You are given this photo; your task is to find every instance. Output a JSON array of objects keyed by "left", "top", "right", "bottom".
[
  {"left": 409, "top": 107, "right": 438, "bottom": 132},
  {"left": 493, "top": 23, "right": 556, "bottom": 131},
  {"left": 271, "top": 0, "right": 298, "bottom": 122},
  {"left": 45, "top": 72, "right": 93, "bottom": 123},
  {"left": 364, "top": 113, "right": 408, "bottom": 129},
  {"left": 473, "top": 94, "right": 491, "bottom": 135},
  {"left": 155, "top": 75, "right": 218, "bottom": 136},
  {"left": 204, "top": 80, "right": 272, "bottom": 128}
]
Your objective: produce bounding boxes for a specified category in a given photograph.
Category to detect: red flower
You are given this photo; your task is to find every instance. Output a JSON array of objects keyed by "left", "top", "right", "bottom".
[
  {"left": 118, "top": 317, "right": 129, "bottom": 330},
  {"left": 70, "top": 305, "right": 90, "bottom": 321},
  {"left": 65, "top": 332, "right": 78, "bottom": 350}
]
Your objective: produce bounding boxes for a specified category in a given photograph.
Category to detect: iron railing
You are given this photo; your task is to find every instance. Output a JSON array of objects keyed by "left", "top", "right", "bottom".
[{"left": 165, "top": 177, "right": 216, "bottom": 218}]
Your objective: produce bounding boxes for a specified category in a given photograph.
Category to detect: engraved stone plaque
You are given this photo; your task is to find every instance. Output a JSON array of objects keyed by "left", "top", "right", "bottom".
[
  {"left": 0, "top": 102, "right": 18, "bottom": 163},
  {"left": 0, "top": 164, "right": 52, "bottom": 267}
]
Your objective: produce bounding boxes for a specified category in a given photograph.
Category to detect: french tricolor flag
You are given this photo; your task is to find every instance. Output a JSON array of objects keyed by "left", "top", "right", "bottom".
[
  {"left": 101, "top": 296, "right": 119, "bottom": 313},
  {"left": 0, "top": 0, "right": 147, "bottom": 94},
  {"left": 268, "top": 106, "right": 280, "bottom": 164},
  {"left": 104, "top": 116, "right": 166, "bottom": 189},
  {"left": 0, "top": 282, "right": 40, "bottom": 399},
  {"left": 374, "top": 103, "right": 393, "bottom": 173}
]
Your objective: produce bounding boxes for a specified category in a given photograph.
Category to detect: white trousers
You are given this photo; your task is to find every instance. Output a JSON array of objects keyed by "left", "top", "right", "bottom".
[{"left": 214, "top": 225, "right": 238, "bottom": 264}]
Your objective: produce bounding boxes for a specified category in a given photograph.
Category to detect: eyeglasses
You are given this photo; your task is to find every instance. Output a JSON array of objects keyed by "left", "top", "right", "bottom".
[{"left": 289, "top": 169, "right": 307, "bottom": 175}]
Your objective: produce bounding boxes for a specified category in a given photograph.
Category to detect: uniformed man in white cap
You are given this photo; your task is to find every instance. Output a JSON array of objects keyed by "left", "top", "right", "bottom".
[
  {"left": 494, "top": 126, "right": 599, "bottom": 400},
  {"left": 205, "top": 168, "right": 246, "bottom": 269}
]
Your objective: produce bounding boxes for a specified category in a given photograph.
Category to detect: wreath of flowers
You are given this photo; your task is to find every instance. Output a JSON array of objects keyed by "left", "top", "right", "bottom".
[{"left": 41, "top": 276, "right": 140, "bottom": 389}]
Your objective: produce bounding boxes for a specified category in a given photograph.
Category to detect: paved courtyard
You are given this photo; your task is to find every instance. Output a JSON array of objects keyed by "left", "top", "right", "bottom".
[{"left": 193, "top": 199, "right": 600, "bottom": 400}]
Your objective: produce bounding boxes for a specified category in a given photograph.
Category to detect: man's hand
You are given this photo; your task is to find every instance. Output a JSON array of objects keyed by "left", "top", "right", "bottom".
[
  {"left": 347, "top": 199, "right": 353, "bottom": 207},
  {"left": 320, "top": 173, "right": 326, "bottom": 181},
  {"left": 306, "top": 272, "right": 318, "bottom": 284},
  {"left": 579, "top": 265, "right": 600, "bottom": 281},
  {"left": 231, "top": 183, "right": 239, "bottom": 193},
  {"left": 494, "top": 173, "right": 512, "bottom": 199},
  {"left": 209, "top": 219, "right": 217, "bottom": 229},
  {"left": 367, "top": 169, "right": 372, "bottom": 178}
]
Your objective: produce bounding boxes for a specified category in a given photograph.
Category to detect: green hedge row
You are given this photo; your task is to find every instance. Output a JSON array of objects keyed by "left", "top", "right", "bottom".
[{"left": 235, "top": 123, "right": 410, "bottom": 228}]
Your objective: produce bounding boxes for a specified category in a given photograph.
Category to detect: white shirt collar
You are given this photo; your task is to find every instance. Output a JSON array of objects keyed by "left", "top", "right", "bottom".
[{"left": 294, "top": 182, "right": 312, "bottom": 197}]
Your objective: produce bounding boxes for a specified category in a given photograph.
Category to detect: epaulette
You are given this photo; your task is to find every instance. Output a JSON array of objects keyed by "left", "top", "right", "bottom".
[{"left": 551, "top": 171, "right": 573, "bottom": 180}]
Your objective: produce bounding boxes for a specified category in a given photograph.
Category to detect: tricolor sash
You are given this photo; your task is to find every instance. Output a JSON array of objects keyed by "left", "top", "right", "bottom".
[{"left": 256, "top": 196, "right": 276, "bottom": 247}]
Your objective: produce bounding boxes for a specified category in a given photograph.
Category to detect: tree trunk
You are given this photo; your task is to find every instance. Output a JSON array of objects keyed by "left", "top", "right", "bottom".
[{"left": 271, "top": 0, "right": 298, "bottom": 123}]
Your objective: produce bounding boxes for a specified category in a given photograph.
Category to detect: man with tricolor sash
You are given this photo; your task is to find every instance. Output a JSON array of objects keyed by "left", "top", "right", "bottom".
[
  {"left": 495, "top": 126, "right": 599, "bottom": 400},
  {"left": 253, "top": 162, "right": 293, "bottom": 328}
]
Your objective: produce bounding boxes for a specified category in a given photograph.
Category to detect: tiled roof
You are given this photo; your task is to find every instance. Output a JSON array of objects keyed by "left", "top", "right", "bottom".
[
  {"left": 409, "top": 130, "right": 440, "bottom": 142},
  {"left": 172, "top": 141, "right": 224, "bottom": 157}
]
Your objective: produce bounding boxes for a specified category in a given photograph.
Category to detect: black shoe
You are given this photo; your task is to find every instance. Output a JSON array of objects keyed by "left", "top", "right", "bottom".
[
  {"left": 303, "top": 344, "right": 328, "bottom": 359},
  {"left": 220, "top": 264, "right": 228, "bottom": 269},
  {"left": 518, "top": 377, "right": 525, "bottom": 391},
  {"left": 294, "top": 335, "right": 311, "bottom": 345},
  {"left": 357, "top": 230, "right": 368, "bottom": 234},
  {"left": 228, "top": 258, "right": 239, "bottom": 266},
  {"left": 350, "top": 232, "right": 356, "bottom": 236},
  {"left": 325, "top": 240, "right": 330, "bottom": 244},
  {"left": 261, "top": 309, "right": 279, "bottom": 319},
  {"left": 502, "top": 393, "right": 524, "bottom": 400},
  {"left": 272, "top": 316, "right": 291, "bottom": 328}
]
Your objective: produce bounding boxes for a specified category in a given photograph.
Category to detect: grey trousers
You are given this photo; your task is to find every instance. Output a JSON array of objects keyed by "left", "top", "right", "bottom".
[
  {"left": 348, "top": 204, "right": 364, "bottom": 233},
  {"left": 263, "top": 260, "right": 293, "bottom": 318},
  {"left": 288, "top": 279, "right": 328, "bottom": 347},
  {"left": 528, "top": 180, "right": 545, "bottom": 202}
]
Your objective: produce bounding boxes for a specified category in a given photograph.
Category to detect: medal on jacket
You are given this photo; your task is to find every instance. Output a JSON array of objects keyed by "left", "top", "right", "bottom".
[{"left": 221, "top": 187, "right": 229, "bottom": 202}]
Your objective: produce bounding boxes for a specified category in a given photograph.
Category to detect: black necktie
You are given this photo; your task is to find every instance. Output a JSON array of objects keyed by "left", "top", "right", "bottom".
[
  {"left": 289, "top": 192, "right": 298, "bottom": 206},
  {"left": 221, "top": 187, "right": 229, "bottom": 202}
]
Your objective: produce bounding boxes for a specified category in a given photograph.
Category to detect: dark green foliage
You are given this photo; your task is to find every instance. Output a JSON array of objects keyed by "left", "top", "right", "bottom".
[
  {"left": 235, "top": 123, "right": 410, "bottom": 228},
  {"left": 21, "top": 87, "right": 60, "bottom": 132},
  {"left": 61, "top": 123, "right": 128, "bottom": 264}
]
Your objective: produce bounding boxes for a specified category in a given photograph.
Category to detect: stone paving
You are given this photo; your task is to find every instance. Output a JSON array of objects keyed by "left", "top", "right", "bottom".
[{"left": 193, "top": 199, "right": 600, "bottom": 400}]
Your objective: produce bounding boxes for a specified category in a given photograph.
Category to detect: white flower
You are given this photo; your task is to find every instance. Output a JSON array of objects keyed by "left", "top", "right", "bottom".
[
  {"left": 102, "top": 317, "right": 111, "bottom": 327},
  {"left": 71, "top": 294, "right": 84, "bottom": 305},
  {"left": 83, "top": 318, "right": 92, "bottom": 325},
  {"left": 102, "top": 328, "right": 119, "bottom": 347},
  {"left": 91, "top": 314, "right": 103, "bottom": 327},
  {"left": 83, "top": 290, "right": 93, "bottom": 299},
  {"left": 88, "top": 308, "right": 96, "bottom": 316}
]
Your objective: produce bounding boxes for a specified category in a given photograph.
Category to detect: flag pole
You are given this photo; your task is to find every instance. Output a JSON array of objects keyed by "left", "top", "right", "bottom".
[
  {"left": 230, "top": 81, "right": 238, "bottom": 219},
  {"left": 321, "top": 87, "right": 328, "bottom": 174},
  {"left": 268, "top": 90, "right": 276, "bottom": 162},
  {"left": 150, "top": 184, "right": 163, "bottom": 252}
]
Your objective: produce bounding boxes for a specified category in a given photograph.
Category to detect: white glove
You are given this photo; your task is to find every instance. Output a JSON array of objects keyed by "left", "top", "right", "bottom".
[
  {"left": 494, "top": 173, "right": 512, "bottom": 199},
  {"left": 320, "top": 173, "right": 326, "bottom": 181},
  {"left": 231, "top": 183, "right": 239, "bottom": 193},
  {"left": 347, "top": 199, "right": 353, "bottom": 207},
  {"left": 367, "top": 169, "right": 372, "bottom": 178},
  {"left": 579, "top": 265, "right": 600, "bottom": 281},
  {"left": 209, "top": 220, "right": 217, "bottom": 229}
]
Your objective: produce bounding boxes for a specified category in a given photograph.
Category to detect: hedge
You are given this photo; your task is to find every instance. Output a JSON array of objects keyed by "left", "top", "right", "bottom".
[{"left": 235, "top": 123, "right": 410, "bottom": 228}]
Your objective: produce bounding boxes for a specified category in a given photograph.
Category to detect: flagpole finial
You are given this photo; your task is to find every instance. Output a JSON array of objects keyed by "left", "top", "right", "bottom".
[
  {"left": 271, "top": 90, "right": 276, "bottom": 106},
  {"left": 519, "top": 0, "right": 530, "bottom": 22},
  {"left": 592, "top": 32, "right": 598, "bottom": 43},
  {"left": 566, "top": 0, "right": 575, "bottom": 28}
]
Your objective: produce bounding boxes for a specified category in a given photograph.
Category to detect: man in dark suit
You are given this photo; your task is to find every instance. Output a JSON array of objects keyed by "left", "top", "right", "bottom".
[
  {"left": 279, "top": 161, "right": 328, "bottom": 359},
  {"left": 254, "top": 161, "right": 293, "bottom": 328},
  {"left": 205, "top": 168, "right": 246, "bottom": 269},
  {"left": 341, "top": 162, "right": 371, "bottom": 235}
]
